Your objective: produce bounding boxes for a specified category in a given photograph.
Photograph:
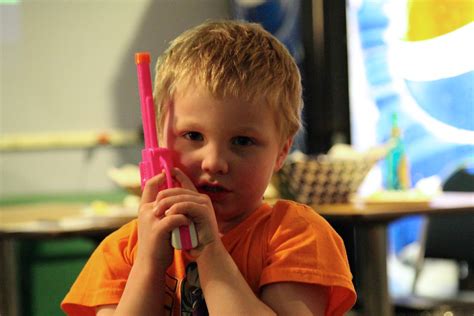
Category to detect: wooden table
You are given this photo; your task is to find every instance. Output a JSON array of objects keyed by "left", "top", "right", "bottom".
[
  {"left": 313, "top": 192, "right": 474, "bottom": 316},
  {"left": 0, "top": 202, "right": 136, "bottom": 316}
]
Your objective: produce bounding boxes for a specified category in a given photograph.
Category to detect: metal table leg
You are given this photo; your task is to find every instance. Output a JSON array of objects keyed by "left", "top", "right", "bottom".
[{"left": 355, "top": 223, "right": 393, "bottom": 316}]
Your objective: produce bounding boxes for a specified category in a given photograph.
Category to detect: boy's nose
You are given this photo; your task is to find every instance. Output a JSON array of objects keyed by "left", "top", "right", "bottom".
[{"left": 201, "top": 144, "right": 229, "bottom": 174}]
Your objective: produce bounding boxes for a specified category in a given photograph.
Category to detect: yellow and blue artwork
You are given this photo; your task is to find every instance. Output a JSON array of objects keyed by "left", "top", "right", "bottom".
[{"left": 348, "top": 0, "right": 473, "bottom": 256}]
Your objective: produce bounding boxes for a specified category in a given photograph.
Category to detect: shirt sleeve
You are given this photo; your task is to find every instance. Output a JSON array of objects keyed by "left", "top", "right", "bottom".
[
  {"left": 259, "top": 201, "right": 356, "bottom": 316},
  {"left": 61, "top": 220, "right": 138, "bottom": 316}
]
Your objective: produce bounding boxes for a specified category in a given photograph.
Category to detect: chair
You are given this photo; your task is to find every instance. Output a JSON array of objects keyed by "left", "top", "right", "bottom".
[{"left": 395, "top": 167, "right": 474, "bottom": 315}]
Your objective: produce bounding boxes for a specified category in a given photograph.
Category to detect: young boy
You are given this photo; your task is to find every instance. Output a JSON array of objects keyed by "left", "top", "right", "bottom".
[{"left": 62, "top": 20, "right": 356, "bottom": 315}]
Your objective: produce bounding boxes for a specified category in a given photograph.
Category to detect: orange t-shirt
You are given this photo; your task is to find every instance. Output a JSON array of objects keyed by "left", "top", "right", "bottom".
[{"left": 61, "top": 200, "right": 356, "bottom": 315}]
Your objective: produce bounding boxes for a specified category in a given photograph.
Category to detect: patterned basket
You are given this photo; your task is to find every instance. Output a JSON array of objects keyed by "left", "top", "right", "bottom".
[{"left": 277, "top": 153, "right": 379, "bottom": 204}]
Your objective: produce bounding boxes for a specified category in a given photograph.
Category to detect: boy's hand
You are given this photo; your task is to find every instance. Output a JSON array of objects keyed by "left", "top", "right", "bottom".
[
  {"left": 136, "top": 171, "right": 189, "bottom": 270},
  {"left": 155, "top": 168, "right": 220, "bottom": 257}
]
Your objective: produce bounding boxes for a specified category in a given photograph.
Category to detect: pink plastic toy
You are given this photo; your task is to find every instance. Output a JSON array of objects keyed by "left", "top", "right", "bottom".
[{"left": 135, "top": 52, "right": 198, "bottom": 250}]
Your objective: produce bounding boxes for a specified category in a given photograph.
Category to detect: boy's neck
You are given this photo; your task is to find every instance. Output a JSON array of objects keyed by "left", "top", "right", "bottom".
[{"left": 217, "top": 201, "right": 265, "bottom": 235}]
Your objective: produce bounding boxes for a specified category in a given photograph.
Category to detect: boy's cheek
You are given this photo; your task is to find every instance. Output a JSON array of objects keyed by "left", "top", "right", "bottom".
[
  {"left": 172, "top": 154, "right": 198, "bottom": 184},
  {"left": 170, "top": 148, "right": 181, "bottom": 164}
]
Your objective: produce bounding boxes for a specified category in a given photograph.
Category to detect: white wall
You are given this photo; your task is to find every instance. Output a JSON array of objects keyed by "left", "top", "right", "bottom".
[{"left": 0, "top": 0, "right": 230, "bottom": 197}]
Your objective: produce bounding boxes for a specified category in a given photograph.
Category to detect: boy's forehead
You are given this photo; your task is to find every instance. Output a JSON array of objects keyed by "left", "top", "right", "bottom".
[
  {"left": 162, "top": 82, "right": 283, "bottom": 132},
  {"left": 174, "top": 75, "right": 273, "bottom": 103},
  {"left": 174, "top": 83, "right": 273, "bottom": 109},
  {"left": 173, "top": 85, "right": 274, "bottom": 115},
  {"left": 171, "top": 88, "right": 280, "bottom": 132}
]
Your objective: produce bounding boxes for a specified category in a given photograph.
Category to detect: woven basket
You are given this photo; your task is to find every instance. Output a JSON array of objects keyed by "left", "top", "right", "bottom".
[{"left": 277, "top": 154, "right": 378, "bottom": 204}]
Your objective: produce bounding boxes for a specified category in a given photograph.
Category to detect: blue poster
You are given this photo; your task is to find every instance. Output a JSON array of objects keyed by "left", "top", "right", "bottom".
[{"left": 347, "top": 0, "right": 474, "bottom": 253}]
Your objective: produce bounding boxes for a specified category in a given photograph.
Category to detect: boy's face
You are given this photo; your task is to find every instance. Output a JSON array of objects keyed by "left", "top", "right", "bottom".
[{"left": 163, "top": 86, "right": 291, "bottom": 232}]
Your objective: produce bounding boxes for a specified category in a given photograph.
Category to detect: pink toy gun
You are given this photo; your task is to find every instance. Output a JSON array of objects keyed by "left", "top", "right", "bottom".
[{"left": 135, "top": 52, "right": 198, "bottom": 250}]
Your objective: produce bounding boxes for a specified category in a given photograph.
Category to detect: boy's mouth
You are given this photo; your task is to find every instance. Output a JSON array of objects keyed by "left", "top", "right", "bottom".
[
  {"left": 200, "top": 185, "right": 225, "bottom": 193},
  {"left": 198, "top": 183, "right": 230, "bottom": 200}
]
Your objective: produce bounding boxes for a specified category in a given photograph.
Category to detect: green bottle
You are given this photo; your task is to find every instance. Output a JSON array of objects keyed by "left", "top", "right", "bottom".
[{"left": 386, "top": 113, "right": 411, "bottom": 190}]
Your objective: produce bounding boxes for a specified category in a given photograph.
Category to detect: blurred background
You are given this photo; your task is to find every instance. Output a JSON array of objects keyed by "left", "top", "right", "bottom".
[{"left": 1, "top": 0, "right": 230, "bottom": 197}]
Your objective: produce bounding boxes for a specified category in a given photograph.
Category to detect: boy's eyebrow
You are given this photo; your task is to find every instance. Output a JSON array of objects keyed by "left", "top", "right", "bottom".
[
  {"left": 174, "top": 118, "right": 203, "bottom": 129},
  {"left": 232, "top": 126, "right": 262, "bottom": 135}
]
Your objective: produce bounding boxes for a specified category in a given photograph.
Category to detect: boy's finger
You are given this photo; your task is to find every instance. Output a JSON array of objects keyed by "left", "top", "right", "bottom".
[
  {"left": 141, "top": 172, "right": 166, "bottom": 203},
  {"left": 172, "top": 168, "right": 197, "bottom": 191}
]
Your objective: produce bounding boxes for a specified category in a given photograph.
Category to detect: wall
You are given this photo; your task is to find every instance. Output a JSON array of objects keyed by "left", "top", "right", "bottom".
[{"left": 0, "top": 0, "right": 230, "bottom": 197}]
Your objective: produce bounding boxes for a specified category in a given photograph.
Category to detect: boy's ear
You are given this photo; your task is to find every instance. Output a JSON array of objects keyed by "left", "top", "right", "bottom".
[{"left": 274, "top": 138, "right": 292, "bottom": 172}]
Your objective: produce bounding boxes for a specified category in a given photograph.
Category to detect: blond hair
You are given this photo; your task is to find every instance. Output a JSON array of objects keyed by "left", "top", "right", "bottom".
[{"left": 153, "top": 20, "right": 303, "bottom": 143}]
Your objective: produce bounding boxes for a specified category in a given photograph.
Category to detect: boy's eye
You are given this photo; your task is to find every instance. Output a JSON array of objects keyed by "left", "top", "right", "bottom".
[
  {"left": 232, "top": 136, "right": 255, "bottom": 146},
  {"left": 183, "top": 132, "right": 203, "bottom": 141}
]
